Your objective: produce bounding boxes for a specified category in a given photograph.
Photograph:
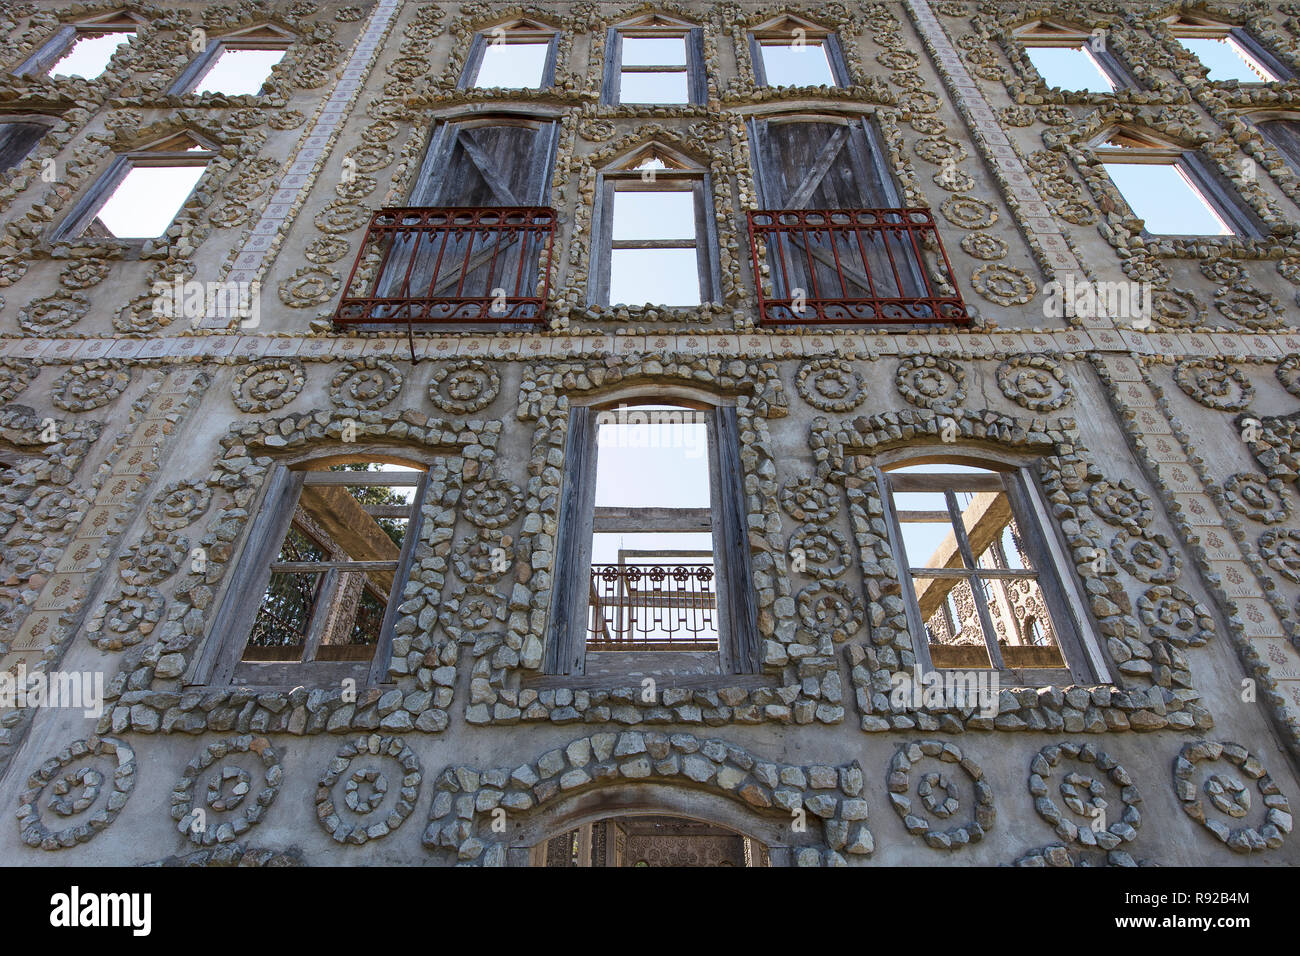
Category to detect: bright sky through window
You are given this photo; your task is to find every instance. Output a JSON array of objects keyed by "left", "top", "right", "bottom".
[
  {"left": 48, "top": 31, "right": 133, "bottom": 79},
  {"left": 623, "top": 37, "right": 686, "bottom": 65},
  {"left": 474, "top": 40, "right": 548, "bottom": 88},
  {"left": 1102, "top": 162, "right": 1232, "bottom": 235},
  {"left": 95, "top": 164, "right": 206, "bottom": 237},
  {"left": 1176, "top": 36, "right": 1276, "bottom": 82},
  {"left": 609, "top": 187, "right": 700, "bottom": 305},
  {"left": 195, "top": 47, "right": 285, "bottom": 95},
  {"left": 619, "top": 36, "right": 688, "bottom": 104},
  {"left": 759, "top": 41, "right": 836, "bottom": 86},
  {"left": 1025, "top": 46, "right": 1115, "bottom": 92},
  {"left": 612, "top": 190, "right": 694, "bottom": 240}
]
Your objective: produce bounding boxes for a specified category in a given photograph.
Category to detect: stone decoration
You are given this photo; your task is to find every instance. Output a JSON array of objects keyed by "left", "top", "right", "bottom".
[
  {"left": 895, "top": 355, "right": 967, "bottom": 409},
  {"left": 422, "top": 732, "right": 872, "bottom": 866},
  {"left": 1258, "top": 530, "right": 1300, "bottom": 584},
  {"left": 145, "top": 480, "right": 213, "bottom": 532},
  {"left": 1222, "top": 472, "right": 1292, "bottom": 525},
  {"left": 330, "top": 358, "right": 403, "bottom": 410},
  {"left": 461, "top": 478, "right": 523, "bottom": 530},
  {"left": 17, "top": 293, "right": 88, "bottom": 334},
  {"left": 86, "top": 585, "right": 165, "bottom": 651},
  {"left": 118, "top": 530, "right": 189, "bottom": 587},
  {"left": 1174, "top": 741, "right": 1292, "bottom": 854},
  {"left": 1173, "top": 360, "right": 1254, "bottom": 411},
  {"left": 1277, "top": 355, "right": 1300, "bottom": 399},
  {"left": 996, "top": 356, "right": 1073, "bottom": 412},
  {"left": 173, "top": 736, "right": 283, "bottom": 846},
  {"left": 779, "top": 477, "right": 840, "bottom": 524},
  {"left": 428, "top": 360, "right": 500, "bottom": 414},
  {"left": 1109, "top": 528, "right": 1182, "bottom": 584},
  {"left": 795, "top": 358, "right": 866, "bottom": 413},
  {"left": 231, "top": 359, "right": 306, "bottom": 413},
  {"left": 788, "top": 525, "right": 851, "bottom": 579},
  {"left": 1088, "top": 478, "right": 1154, "bottom": 531},
  {"left": 17, "top": 737, "right": 135, "bottom": 850},
  {"left": 0, "top": 359, "right": 37, "bottom": 402},
  {"left": 1029, "top": 742, "right": 1141, "bottom": 850},
  {"left": 453, "top": 530, "right": 513, "bottom": 584},
  {"left": 887, "top": 740, "right": 994, "bottom": 850},
  {"left": 316, "top": 734, "right": 421, "bottom": 845}
]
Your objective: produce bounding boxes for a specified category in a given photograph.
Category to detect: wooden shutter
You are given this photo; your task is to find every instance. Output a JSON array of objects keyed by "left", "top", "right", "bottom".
[
  {"left": 713, "top": 406, "right": 760, "bottom": 674},
  {"left": 1259, "top": 119, "right": 1300, "bottom": 173},
  {"left": 752, "top": 117, "right": 924, "bottom": 302},
  {"left": 546, "top": 406, "right": 599, "bottom": 675},
  {"left": 0, "top": 122, "right": 48, "bottom": 174}
]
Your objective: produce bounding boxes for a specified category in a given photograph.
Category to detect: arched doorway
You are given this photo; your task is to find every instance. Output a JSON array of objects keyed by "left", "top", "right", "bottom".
[{"left": 537, "top": 814, "right": 770, "bottom": 867}]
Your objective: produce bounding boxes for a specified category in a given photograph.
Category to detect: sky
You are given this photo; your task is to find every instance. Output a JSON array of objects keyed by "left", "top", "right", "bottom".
[{"left": 48, "top": 31, "right": 133, "bottom": 79}]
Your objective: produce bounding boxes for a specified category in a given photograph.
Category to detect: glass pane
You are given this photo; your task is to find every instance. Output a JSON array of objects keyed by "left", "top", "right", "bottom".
[
  {"left": 475, "top": 40, "right": 549, "bottom": 88},
  {"left": 892, "top": 491, "right": 961, "bottom": 570},
  {"left": 1177, "top": 36, "right": 1276, "bottom": 83},
  {"left": 619, "top": 70, "right": 689, "bottom": 103},
  {"left": 195, "top": 47, "right": 285, "bottom": 95},
  {"left": 984, "top": 576, "right": 1067, "bottom": 668},
  {"left": 1025, "top": 45, "right": 1115, "bottom": 92},
  {"left": 760, "top": 42, "right": 836, "bottom": 86},
  {"left": 622, "top": 36, "right": 687, "bottom": 66},
  {"left": 594, "top": 407, "right": 710, "bottom": 509},
  {"left": 613, "top": 190, "right": 695, "bottom": 241},
  {"left": 94, "top": 165, "right": 206, "bottom": 238},
  {"left": 914, "top": 575, "right": 993, "bottom": 668},
  {"left": 609, "top": 247, "right": 701, "bottom": 305},
  {"left": 1102, "top": 162, "right": 1232, "bottom": 236},
  {"left": 49, "top": 31, "right": 133, "bottom": 79}
]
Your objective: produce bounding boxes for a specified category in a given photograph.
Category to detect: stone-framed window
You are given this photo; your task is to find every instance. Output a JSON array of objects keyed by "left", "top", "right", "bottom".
[
  {"left": 1091, "top": 127, "right": 1264, "bottom": 238},
  {"left": 51, "top": 130, "right": 217, "bottom": 242},
  {"left": 459, "top": 18, "right": 559, "bottom": 90},
  {"left": 876, "top": 452, "right": 1110, "bottom": 686},
  {"left": 192, "top": 459, "right": 429, "bottom": 688},
  {"left": 0, "top": 114, "right": 56, "bottom": 175},
  {"left": 545, "top": 394, "right": 760, "bottom": 679},
  {"left": 589, "top": 142, "right": 720, "bottom": 307},
  {"left": 747, "top": 14, "right": 849, "bottom": 89},
  {"left": 601, "top": 13, "right": 706, "bottom": 106},
  {"left": 1164, "top": 14, "right": 1293, "bottom": 84},
  {"left": 1012, "top": 19, "right": 1133, "bottom": 93},
  {"left": 13, "top": 10, "right": 143, "bottom": 80},
  {"left": 168, "top": 24, "right": 292, "bottom": 97}
]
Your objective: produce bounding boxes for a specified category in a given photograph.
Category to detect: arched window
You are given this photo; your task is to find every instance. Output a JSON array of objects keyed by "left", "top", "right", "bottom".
[
  {"left": 878, "top": 454, "right": 1108, "bottom": 683},
  {"left": 547, "top": 394, "right": 758, "bottom": 677},
  {"left": 460, "top": 19, "right": 559, "bottom": 90},
  {"left": 196, "top": 457, "right": 430, "bottom": 687}
]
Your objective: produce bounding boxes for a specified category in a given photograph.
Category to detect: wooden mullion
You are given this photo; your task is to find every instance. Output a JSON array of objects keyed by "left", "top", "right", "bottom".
[
  {"left": 368, "top": 472, "right": 429, "bottom": 684},
  {"left": 269, "top": 561, "right": 400, "bottom": 572},
  {"left": 302, "top": 471, "right": 423, "bottom": 486},
  {"left": 944, "top": 490, "right": 1005, "bottom": 669},
  {"left": 610, "top": 238, "right": 697, "bottom": 250}
]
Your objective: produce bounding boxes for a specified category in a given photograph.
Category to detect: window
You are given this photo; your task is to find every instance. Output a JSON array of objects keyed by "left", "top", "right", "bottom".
[
  {"left": 196, "top": 460, "right": 428, "bottom": 686},
  {"left": 0, "top": 116, "right": 54, "bottom": 175},
  {"left": 170, "top": 25, "right": 291, "bottom": 96},
  {"left": 546, "top": 399, "right": 759, "bottom": 677},
  {"left": 14, "top": 12, "right": 141, "bottom": 80},
  {"left": 603, "top": 14, "right": 706, "bottom": 106},
  {"left": 1014, "top": 20, "right": 1131, "bottom": 92},
  {"left": 1095, "top": 128, "right": 1260, "bottom": 237},
  {"left": 591, "top": 143, "right": 719, "bottom": 307},
  {"left": 53, "top": 131, "right": 214, "bottom": 241},
  {"left": 1166, "top": 16, "right": 1291, "bottom": 83},
  {"left": 749, "top": 15, "right": 848, "bottom": 88},
  {"left": 879, "top": 458, "right": 1108, "bottom": 684},
  {"left": 460, "top": 19, "right": 557, "bottom": 89}
]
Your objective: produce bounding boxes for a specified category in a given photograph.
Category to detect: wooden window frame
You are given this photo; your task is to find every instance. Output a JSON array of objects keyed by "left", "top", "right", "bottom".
[
  {"left": 1095, "top": 142, "right": 1265, "bottom": 239},
  {"left": 189, "top": 462, "right": 429, "bottom": 689},
  {"left": 51, "top": 139, "right": 216, "bottom": 244},
  {"left": 1017, "top": 38, "right": 1134, "bottom": 92},
  {"left": 1168, "top": 20, "right": 1293, "bottom": 83},
  {"left": 748, "top": 27, "right": 850, "bottom": 89},
  {"left": 407, "top": 114, "right": 559, "bottom": 206},
  {"left": 602, "top": 24, "right": 707, "bottom": 106},
  {"left": 545, "top": 398, "right": 760, "bottom": 678},
  {"left": 876, "top": 453, "right": 1111, "bottom": 687},
  {"left": 14, "top": 15, "right": 143, "bottom": 78},
  {"left": 589, "top": 152, "right": 720, "bottom": 306},
  {"left": 168, "top": 37, "right": 290, "bottom": 96},
  {"left": 459, "top": 24, "right": 559, "bottom": 91}
]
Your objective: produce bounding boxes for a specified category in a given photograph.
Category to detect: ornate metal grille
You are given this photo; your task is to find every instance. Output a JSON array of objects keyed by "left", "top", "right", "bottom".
[{"left": 587, "top": 563, "right": 718, "bottom": 650}]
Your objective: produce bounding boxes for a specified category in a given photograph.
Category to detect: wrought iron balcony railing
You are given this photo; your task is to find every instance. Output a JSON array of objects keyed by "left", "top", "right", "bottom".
[
  {"left": 334, "top": 206, "right": 555, "bottom": 328},
  {"left": 587, "top": 563, "right": 718, "bottom": 651},
  {"left": 746, "top": 207, "right": 969, "bottom": 326}
]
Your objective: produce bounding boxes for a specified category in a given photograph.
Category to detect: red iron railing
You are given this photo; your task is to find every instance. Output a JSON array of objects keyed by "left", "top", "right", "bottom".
[
  {"left": 747, "top": 207, "right": 969, "bottom": 326},
  {"left": 587, "top": 564, "right": 718, "bottom": 651},
  {"left": 334, "top": 206, "right": 555, "bottom": 328}
]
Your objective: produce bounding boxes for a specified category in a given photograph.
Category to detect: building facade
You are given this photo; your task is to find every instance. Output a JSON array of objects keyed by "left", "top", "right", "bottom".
[{"left": 0, "top": 0, "right": 1298, "bottom": 866}]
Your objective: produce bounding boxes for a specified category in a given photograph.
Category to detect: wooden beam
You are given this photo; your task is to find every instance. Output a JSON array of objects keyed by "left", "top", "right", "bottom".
[{"left": 592, "top": 506, "right": 712, "bottom": 532}]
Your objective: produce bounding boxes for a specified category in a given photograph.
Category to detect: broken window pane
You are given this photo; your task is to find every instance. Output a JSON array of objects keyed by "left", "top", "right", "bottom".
[
  {"left": 194, "top": 47, "right": 285, "bottom": 95},
  {"left": 1102, "top": 162, "right": 1231, "bottom": 235},
  {"left": 759, "top": 42, "right": 836, "bottom": 86},
  {"left": 49, "top": 31, "right": 134, "bottom": 79}
]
